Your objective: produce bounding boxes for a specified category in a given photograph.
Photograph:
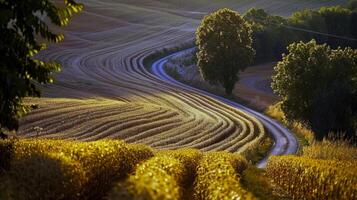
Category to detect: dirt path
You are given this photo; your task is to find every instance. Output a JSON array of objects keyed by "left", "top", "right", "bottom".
[{"left": 18, "top": 0, "right": 345, "bottom": 157}]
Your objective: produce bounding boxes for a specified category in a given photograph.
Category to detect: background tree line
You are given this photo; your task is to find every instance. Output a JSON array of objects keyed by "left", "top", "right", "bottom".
[{"left": 244, "top": 0, "right": 357, "bottom": 63}]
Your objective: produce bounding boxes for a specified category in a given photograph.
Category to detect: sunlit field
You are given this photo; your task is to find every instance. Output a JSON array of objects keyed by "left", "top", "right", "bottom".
[{"left": 1, "top": 0, "right": 356, "bottom": 199}]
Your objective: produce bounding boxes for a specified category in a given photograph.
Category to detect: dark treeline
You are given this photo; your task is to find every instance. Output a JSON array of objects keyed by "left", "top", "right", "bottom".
[{"left": 244, "top": 1, "right": 357, "bottom": 63}]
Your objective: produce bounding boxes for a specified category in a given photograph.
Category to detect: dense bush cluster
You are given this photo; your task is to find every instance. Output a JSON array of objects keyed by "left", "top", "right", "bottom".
[
  {"left": 0, "top": 139, "right": 154, "bottom": 200},
  {"left": 0, "top": 140, "right": 255, "bottom": 200},
  {"left": 193, "top": 152, "right": 254, "bottom": 200},
  {"left": 272, "top": 40, "right": 357, "bottom": 139},
  {"left": 244, "top": 2, "right": 357, "bottom": 63},
  {"left": 267, "top": 155, "right": 357, "bottom": 200},
  {"left": 110, "top": 156, "right": 187, "bottom": 200}
]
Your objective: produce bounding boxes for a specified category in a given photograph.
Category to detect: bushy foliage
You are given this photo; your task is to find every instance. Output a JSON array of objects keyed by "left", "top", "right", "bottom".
[
  {"left": 0, "top": 139, "right": 154, "bottom": 200},
  {"left": 110, "top": 156, "right": 188, "bottom": 200},
  {"left": 272, "top": 40, "right": 357, "bottom": 139},
  {"left": 157, "top": 148, "right": 203, "bottom": 184},
  {"left": 64, "top": 141, "right": 154, "bottom": 199},
  {"left": 0, "top": 0, "right": 82, "bottom": 137},
  {"left": 244, "top": 8, "right": 291, "bottom": 62},
  {"left": 267, "top": 155, "right": 357, "bottom": 200},
  {"left": 193, "top": 152, "right": 254, "bottom": 200},
  {"left": 244, "top": 5, "right": 357, "bottom": 63},
  {"left": 241, "top": 166, "right": 281, "bottom": 200},
  {"left": 1, "top": 152, "right": 87, "bottom": 200},
  {"left": 196, "top": 8, "right": 255, "bottom": 94}
]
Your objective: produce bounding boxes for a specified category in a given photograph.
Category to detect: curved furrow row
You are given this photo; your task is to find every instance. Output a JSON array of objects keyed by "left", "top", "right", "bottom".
[
  {"left": 17, "top": 0, "right": 319, "bottom": 166},
  {"left": 20, "top": 103, "right": 138, "bottom": 134}
]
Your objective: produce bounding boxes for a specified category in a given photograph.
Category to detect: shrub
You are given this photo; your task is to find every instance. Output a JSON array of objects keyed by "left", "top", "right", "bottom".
[
  {"left": 109, "top": 155, "right": 188, "bottom": 200},
  {"left": 267, "top": 156, "right": 357, "bottom": 200},
  {"left": 272, "top": 40, "right": 357, "bottom": 140},
  {"left": 0, "top": 152, "right": 87, "bottom": 200},
  {"left": 157, "top": 148, "right": 203, "bottom": 185},
  {"left": 63, "top": 140, "right": 154, "bottom": 199},
  {"left": 193, "top": 152, "right": 254, "bottom": 200},
  {"left": 241, "top": 166, "right": 281, "bottom": 200},
  {"left": 2, "top": 139, "right": 154, "bottom": 199}
]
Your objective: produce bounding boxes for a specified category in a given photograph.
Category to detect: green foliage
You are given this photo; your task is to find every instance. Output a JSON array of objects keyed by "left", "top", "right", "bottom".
[
  {"left": 244, "top": 8, "right": 291, "bottom": 62},
  {"left": 349, "top": 0, "right": 357, "bottom": 10},
  {"left": 244, "top": 5, "right": 357, "bottom": 64},
  {"left": 271, "top": 40, "right": 357, "bottom": 139},
  {"left": 0, "top": 0, "right": 83, "bottom": 136},
  {"left": 267, "top": 155, "right": 357, "bottom": 200},
  {"left": 196, "top": 8, "right": 255, "bottom": 94}
]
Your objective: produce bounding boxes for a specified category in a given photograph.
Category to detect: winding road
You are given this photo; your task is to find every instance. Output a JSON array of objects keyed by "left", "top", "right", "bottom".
[
  {"left": 18, "top": 0, "right": 344, "bottom": 167},
  {"left": 151, "top": 49, "right": 298, "bottom": 167}
]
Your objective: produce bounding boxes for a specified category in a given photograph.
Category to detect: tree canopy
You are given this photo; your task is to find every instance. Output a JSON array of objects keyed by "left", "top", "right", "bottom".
[
  {"left": 196, "top": 8, "right": 255, "bottom": 94},
  {"left": 0, "top": 0, "right": 83, "bottom": 138},
  {"left": 244, "top": 5, "right": 357, "bottom": 63},
  {"left": 272, "top": 40, "right": 357, "bottom": 139}
]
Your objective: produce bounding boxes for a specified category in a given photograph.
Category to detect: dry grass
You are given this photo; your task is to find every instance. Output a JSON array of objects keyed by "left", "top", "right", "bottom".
[
  {"left": 265, "top": 102, "right": 314, "bottom": 147},
  {"left": 302, "top": 138, "right": 357, "bottom": 161},
  {"left": 267, "top": 155, "right": 357, "bottom": 200}
]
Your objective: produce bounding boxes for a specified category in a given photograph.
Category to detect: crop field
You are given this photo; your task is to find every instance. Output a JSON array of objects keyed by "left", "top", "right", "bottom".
[
  {"left": 0, "top": 139, "right": 253, "bottom": 200},
  {"left": 18, "top": 0, "right": 346, "bottom": 154}
]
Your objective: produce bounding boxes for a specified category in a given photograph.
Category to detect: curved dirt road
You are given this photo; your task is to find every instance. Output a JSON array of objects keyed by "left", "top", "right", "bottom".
[
  {"left": 151, "top": 49, "right": 298, "bottom": 167},
  {"left": 18, "top": 0, "right": 344, "bottom": 166}
]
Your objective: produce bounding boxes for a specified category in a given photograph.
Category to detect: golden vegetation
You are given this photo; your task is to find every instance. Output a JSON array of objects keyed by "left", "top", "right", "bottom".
[
  {"left": 110, "top": 156, "right": 187, "bottom": 200},
  {"left": 19, "top": 97, "right": 265, "bottom": 158},
  {"left": 241, "top": 166, "right": 282, "bottom": 200},
  {"left": 193, "top": 152, "right": 254, "bottom": 200},
  {"left": 0, "top": 139, "right": 255, "bottom": 200},
  {"left": 267, "top": 155, "right": 357, "bottom": 200},
  {"left": 266, "top": 102, "right": 314, "bottom": 146},
  {"left": 303, "top": 139, "right": 357, "bottom": 161},
  {"left": 267, "top": 137, "right": 357, "bottom": 200},
  {"left": 0, "top": 139, "right": 154, "bottom": 199}
]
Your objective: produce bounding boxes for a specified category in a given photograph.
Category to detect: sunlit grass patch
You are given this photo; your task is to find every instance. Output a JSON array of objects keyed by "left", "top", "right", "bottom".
[
  {"left": 267, "top": 155, "right": 357, "bottom": 200},
  {"left": 302, "top": 138, "right": 357, "bottom": 161}
]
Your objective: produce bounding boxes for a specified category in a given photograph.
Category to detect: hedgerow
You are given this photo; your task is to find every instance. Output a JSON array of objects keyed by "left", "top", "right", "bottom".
[
  {"left": 0, "top": 139, "right": 154, "bottom": 199},
  {"left": 0, "top": 152, "right": 87, "bottom": 200},
  {"left": 193, "top": 152, "right": 254, "bottom": 200},
  {"left": 109, "top": 155, "right": 188, "bottom": 200}
]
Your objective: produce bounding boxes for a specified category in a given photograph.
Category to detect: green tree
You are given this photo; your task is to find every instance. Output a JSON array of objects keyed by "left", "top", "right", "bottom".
[
  {"left": 272, "top": 40, "right": 357, "bottom": 139},
  {"left": 0, "top": 0, "right": 83, "bottom": 138},
  {"left": 196, "top": 8, "right": 255, "bottom": 94}
]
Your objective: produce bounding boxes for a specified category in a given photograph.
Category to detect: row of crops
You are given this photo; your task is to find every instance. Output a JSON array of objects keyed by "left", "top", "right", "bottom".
[
  {"left": 1, "top": 139, "right": 356, "bottom": 200},
  {"left": 18, "top": 98, "right": 265, "bottom": 156},
  {"left": 0, "top": 139, "right": 254, "bottom": 200}
]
